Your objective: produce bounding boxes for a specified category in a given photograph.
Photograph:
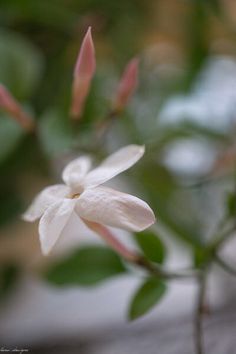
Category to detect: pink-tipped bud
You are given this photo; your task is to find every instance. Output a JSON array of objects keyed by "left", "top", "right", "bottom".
[
  {"left": 0, "top": 84, "right": 34, "bottom": 131},
  {"left": 113, "top": 58, "right": 139, "bottom": 113},
  {"left": 71, "top": 27, "right": 96, "bottom": 119}
]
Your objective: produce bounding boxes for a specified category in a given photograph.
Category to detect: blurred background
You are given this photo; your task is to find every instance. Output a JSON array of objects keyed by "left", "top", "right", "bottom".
[{"left": 1, "top": 0, "right": 236, "bottom": 353}]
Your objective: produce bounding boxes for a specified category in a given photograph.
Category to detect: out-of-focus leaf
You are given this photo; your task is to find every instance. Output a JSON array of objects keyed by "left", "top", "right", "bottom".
[
  {"left": 136, "top": 164, "right": 203, "bottom": 247},
  {"left": 0, "top": 30, "right": 43, "bottom": 99},
  {"left": 38, "top": 109, "right": 76, "bottom": 157},
  {"left": 226, "top": 192, "right": 236, "bottom": 218},
  {"left": 193, "top": 246, "right": 210, "bottom": 268},
  {"left": 0, "top": 264, "right": 19, "bottom": 300},
  {"left": 128, "top": 278, "right": 167, "bottom": 320},
  {"left": 135, "top": 231, "right": 166, "bottom": 264},
  {"left": 207, "top": 0, "right": 221, "bottom": 14},
  {"left": 44, "top": 246, "right": 127, "bottom": 286},
  {"left": 185, "top": 0, "right": 208, "bottom": 89},
  {"left": 0, "top": 0, "right": 77, "bottom": 30},
  {"left": 0, "top": 114, "right": 25, "bottom": 164},
  {"left": 0, "top": 189, "right": 22, "bottom": 227}
]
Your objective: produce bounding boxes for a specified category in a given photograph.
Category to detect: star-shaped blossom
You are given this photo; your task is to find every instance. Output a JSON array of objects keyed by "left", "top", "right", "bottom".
[{"left": 23, "top": 145, "right": 155, "bottom": 255}]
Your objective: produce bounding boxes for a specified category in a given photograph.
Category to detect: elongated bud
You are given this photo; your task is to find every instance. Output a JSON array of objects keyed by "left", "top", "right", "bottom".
[
  {"left": 82, "top": 219, "right": 139, "bottom": 262},
  {"left": 70, "top": 27, "right": 96, "bottom": 119},
  {"left": 113, "top": 58, "right": 139, "bottom": 113},
  {"left": 0, "top": 84, "right": 35, "bottom": 132}
]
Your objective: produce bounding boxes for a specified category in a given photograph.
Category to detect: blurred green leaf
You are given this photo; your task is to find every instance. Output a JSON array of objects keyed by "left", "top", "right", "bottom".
[
  {"left": 135, "top": 231, "right": 166, "bottom": 264},
  {"left": 136, "top": 164, "right": 203, "bottom": 247},
  {"left": 184, "top": 0, "right": 208, "bottom": 89},
  {"left": 0, "top": 264, "right": 19, "bottom": 300},
  {"left": 0, "top": 189, "right": 22, "bottom": 227},
  {"left": 0, "top": 30, "right": 43, "bottom": 99},
  {"left": 0, "top": 114, "right": 25, "bottom": 164},
  {"left": 226, "top": 192, "right": 236, "bottom": 218},
  {"left": 44, "top": 246, "right": 127, "bottom": 286},
  {"left": 128, "top": 278, "right": 167, "bottom": 320},
  {"left": 193, "top": 246, "right": 210, "bottom": 268},
  {"left": 207, "top": 0, "right": 221, "bottom": 13},
  {"left": 39, "top": 109, "right": 76, "bottom": 157}
]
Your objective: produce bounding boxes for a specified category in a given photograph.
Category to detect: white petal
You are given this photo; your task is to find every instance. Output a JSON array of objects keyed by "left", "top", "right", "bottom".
[
  {"left": 62, "top": 156, "right": 91, "bottom": 190},
  {"left": 39, "top": 199, "right": 76, "bottom": 255},
  {"left": 22, "top": 184, "right": 70, "bottom": 222},
  {"left": 75, "top": 186, "right": 155, "bottom": 232},
  {"left": 82, "top": 145, "right": 145, "bottom": 188}
]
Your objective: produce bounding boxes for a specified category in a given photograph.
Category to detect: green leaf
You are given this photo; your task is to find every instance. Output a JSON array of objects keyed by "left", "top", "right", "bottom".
[
  {"left": 0, "top": 189, "right": 22, "bottom": 227},
  {"left": 226, "top": 192, "right": 236, "bottom": 218},
  {"left": 129, "top": 278, "right": 167, "bottom": 320},
  {"left": 135, "top": 231, "right": 166, "bottom": 264},
  {"left": 0, "top": 114, "right": 25, "bottom": 164},
  {"left": 44, "top": 246, "right": 127, "bottom": 286},
  {"left": 38, "top": 109, "right": 76, "bottom": 157},
  {"left": 0, "top": 30, "right": 43, "bottom": 99},
  {"left": 0, "top": 264, "right": 19, "bottom": 300}
]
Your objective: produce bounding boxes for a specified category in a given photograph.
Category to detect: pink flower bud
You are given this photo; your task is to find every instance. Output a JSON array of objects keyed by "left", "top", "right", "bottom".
[
  {"left": 113, "top": 58, "right": 139, "bottom": 112},
  {"left": 71, "top": 27, "right": 96, "bottom": 119},
  {"left": 0, "top": 84, "right": 34, "bottom": 131},
  {"left": 82, "top": 219, "right": 139, "bottom": 262}
]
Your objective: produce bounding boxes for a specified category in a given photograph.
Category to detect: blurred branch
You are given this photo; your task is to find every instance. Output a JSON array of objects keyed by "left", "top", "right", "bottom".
[
  {"left": 208, "top": 223, "right": 236, "bottom": 252},
  {"left": 136, "top": 256, "right": 199, "bottom": 280},
  {"left": 215, "top": 255, "right": 236, "bottom": 278},
  {"left": 194, "top": 271, "right": 207, "bottom": 354}
]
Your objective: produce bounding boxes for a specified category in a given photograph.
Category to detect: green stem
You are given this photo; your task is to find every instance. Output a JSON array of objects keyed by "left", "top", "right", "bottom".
[{"left": 136, "top": 256, "right": 199, "bottom": 280}]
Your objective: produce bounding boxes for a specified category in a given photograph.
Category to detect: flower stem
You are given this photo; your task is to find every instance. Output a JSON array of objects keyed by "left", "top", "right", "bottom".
[
  {"left": 83, "top": 219, "right": 199, "bottom": 279},
  {"left": 82, "top": 219, "right": 139, "bottom": 262}
]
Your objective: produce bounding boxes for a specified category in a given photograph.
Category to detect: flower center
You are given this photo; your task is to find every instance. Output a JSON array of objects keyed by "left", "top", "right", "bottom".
[
  {"left": 71, "top": 193, "right": 81, "bottom": 199},
  {"left": 66, "top": 192, "right": 81, "bottom": 199}
]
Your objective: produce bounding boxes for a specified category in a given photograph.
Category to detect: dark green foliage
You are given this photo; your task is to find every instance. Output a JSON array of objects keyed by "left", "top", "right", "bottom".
[
  {"left": 227, "top": 192, "right": 236, "bottom": 218},
  {"left": 0, "top": 30, "right": 43, "bottom": 99},
  {"left": 135, "top": 231, "right": 166, "bottom": 264},
  {"left": 44, "top": 246, "right": 127, "bottom": 286},
  {"left": 0, "top": 264, "right": 19, "bottom": 300},
  {"left": 128, "top": 278, "right": 167, "bottom": 320}
]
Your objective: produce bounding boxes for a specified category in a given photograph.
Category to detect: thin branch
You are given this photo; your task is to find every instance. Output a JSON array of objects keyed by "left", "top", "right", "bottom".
[
  {"left": 194, "top": 272, "right": 207, "bottom": 354},
  {"left": 136, "top": 256, "right": 199, "bottom": 280},
  {"left": 208, "top": 223, "right": 236, "bottom": 252},
  {"left": 215, "top": 254, "right": 236, "bottom": 277}
]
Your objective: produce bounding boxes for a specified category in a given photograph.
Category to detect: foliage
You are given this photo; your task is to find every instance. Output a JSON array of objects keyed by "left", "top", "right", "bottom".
[
  {"left": 135, "top": 230, "right": 166, "bottom": 264},
  {"left": 128, "top": 278, "right": 167, "bottom": 320},
  {"left": 45, "top": 246, "right": 126, "bottom": 286},
  {"left": 0, "top": 264, "right": 19, "bottom": 300}
]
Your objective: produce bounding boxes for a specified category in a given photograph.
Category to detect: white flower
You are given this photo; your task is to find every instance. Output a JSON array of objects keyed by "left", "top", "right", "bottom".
[{"left": 23, "top": 145, "right": 155, "bottom": 255}]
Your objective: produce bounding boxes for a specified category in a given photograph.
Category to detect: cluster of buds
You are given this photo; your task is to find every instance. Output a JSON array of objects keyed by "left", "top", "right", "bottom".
[
  {"left": 0, "top": 27, "right": 138, "bottom": 131},
  {"left": 71, "top": 27, "right": 139, "bottom": 120}
]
